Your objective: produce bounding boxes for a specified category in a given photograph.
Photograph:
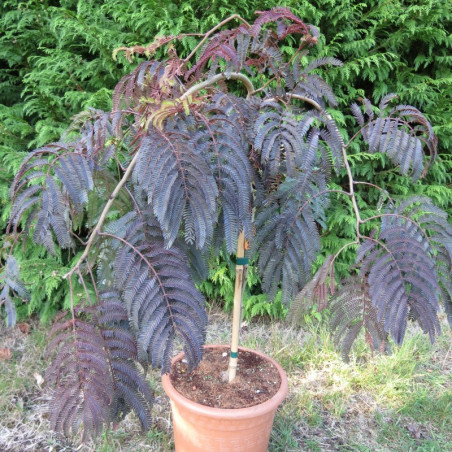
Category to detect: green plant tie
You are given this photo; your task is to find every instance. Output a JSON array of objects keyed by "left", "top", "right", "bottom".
[
  {"left": 230, "top": 351, "right": 238, "bottom": 358},
  {"left": 236, "top": 258, "right": 248, "bottom": 265}
]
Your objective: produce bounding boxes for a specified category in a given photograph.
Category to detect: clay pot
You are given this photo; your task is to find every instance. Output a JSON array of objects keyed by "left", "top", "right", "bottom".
[{"left": 161, "top": 344, "right": 288, "bottom": 452}]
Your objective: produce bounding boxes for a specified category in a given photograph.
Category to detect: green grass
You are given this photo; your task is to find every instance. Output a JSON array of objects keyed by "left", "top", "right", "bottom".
[
  {"left": 269, "top": 404, "right": 300, "bottom": 451},
  {"left": 0, "top": 310, "right": 451, "bottom": 451}
]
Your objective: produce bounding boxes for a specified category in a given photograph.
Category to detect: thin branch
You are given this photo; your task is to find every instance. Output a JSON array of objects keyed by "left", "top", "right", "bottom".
[
  {"left": 85, "top": 259, "right": 99, "bottom": 303},
  {"left": 251, "top": 76, "right": 277, "bottom": 96},
  {"left": 184, "top": 14, "right": 250, "bottom": 63},
  {"left": 68, "top": 274, "right": 75, "bottom": 317},
  {"left": 360, "top": 213, "right": 434, "bottom": 248},
  {"left": 329, "top": 240, "right": 360, "bottom": 279},
  {"left": 62, "top": 149, "right": 139, "bottom": 279},
  {"left": 340, "top": 131, "right": 361, "bottom": 236},
  {"left": 77, "top": 268, "right": 93, "bottom": 306},
  {"left": 345, "top": 126, "right": 366, "bottom": 149},
  {"left": 70, "top": 230, "right": 88, "bottom": 246},
  {"left": 353, "top": 181, "right": 394, "bottom": 204}
]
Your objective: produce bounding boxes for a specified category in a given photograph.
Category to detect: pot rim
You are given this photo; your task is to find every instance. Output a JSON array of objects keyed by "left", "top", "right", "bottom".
[{"left": 161, "top": 344, "right": 288, "bottom": 420}]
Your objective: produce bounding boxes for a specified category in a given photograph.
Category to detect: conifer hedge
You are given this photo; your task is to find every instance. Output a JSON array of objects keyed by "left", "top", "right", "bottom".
[{"left": 1, "top": 0, "right": 451, "bottom": 321}]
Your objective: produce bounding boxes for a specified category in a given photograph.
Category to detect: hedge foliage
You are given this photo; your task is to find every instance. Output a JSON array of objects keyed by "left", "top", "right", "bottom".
[{"left": 1, "top": 0, "right": 451, "bottom": 321}]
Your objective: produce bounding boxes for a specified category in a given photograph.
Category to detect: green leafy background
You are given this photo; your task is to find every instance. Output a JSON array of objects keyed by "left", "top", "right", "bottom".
[{"left": 1, "top": 0, "right": 451, "bottom": 322}]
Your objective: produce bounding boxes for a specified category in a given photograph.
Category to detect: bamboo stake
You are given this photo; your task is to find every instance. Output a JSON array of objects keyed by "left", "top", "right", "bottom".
[{"left": 228, "top": 230, "right": 248, "bottom": 382}]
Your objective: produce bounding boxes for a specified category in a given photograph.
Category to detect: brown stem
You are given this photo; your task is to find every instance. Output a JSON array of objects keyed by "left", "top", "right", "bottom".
[
  {"left": 85, "top": 259, "right": 99, "bottom": 303},
  {"left": 344, "top": 158, "right": 362, "bottom": 238},
  {"left": 328, "top": 240, "right": 360, "bottom": 279},
  {"left": 77, "top": 267, "right": 93, "bottom": 306},
  {"left": 62, "top": 150, "right": 139, "bottom": 279},
  {"left": 266, "top": 94, "right": 323, "bottom": 112},
  {"left": 184, "top": 14, "right": 250, "bottom": 63},
  {"left": 353, "top": 181, "right": 394, "bottom": 204}
]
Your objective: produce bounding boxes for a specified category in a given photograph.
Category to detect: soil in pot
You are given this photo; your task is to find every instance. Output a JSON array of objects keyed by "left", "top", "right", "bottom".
[{"left": 169, "top": 346, "right": 281, "bottom": 409}]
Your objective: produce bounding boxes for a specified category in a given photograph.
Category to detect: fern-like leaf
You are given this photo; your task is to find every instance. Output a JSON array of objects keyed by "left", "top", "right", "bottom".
[
  {"left": 359, "top": 100, "right": 437, "bottom": 181},
  {"left": 46, "top": 314, "right": 114, "bottom": 441},
  {"left": 358, "top": 217, "right": 441, "bottom": 344},
  {"left": 330, "top": 277, "right": 390, "bottom": 361},
  {"left": 9, "top": 142, "right": 98, "bottom": 253},
  {"left": 252, "top": 178, "right": 324, "bottom": 305},
  {"left": 385, "top": 195, "right": 452, "bottom": 327},
  {"left": 46, "top": 300, "right": 154, "bottom": 440},
  {"left": 0, "top": 256, "right": 30, "bottom": 327},
  {"left": 54, "top": 154, "right": 94, "bottom": 210},
  {"left": 67, "top": 109, "right": 117, "bottom": 167},
  {"left": 287, "top": 255, "right": 334, "bottom": 325},
  {"left": 191, "top": 108, "right": 254, "bottom": 253},
  {"left": 185, "top": 27, "right": 250, "bottom": 81},
  {"left": 113, "top": 60, "right": 182, "bottom": 117},
  {"left": 98, "top": 291, "right": 153, "bottom": 430},
  {"left": 286, "top": 55, "right": 343, "bottom": 108},
  {"left": 253, "top": 103, "right": 304, "bottom": 178},
  {"left": 107, "top": 217, "right": 207, "bottom": 373},
  {"left": 133, "top": 127, "right": 218, "bottom": 249},
  {"left": 250, "top": 8, "right": 311, "bottom": 40}
]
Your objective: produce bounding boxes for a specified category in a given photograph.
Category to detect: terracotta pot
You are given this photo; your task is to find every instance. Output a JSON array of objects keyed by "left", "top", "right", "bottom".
[{"left": 161, "top": 344, "right": 288, "bottom": 452}]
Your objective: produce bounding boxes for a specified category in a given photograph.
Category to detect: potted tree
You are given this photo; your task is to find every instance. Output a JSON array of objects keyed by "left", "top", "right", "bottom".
[{"left": 2, "top": 7, "right": 451, "bottom": 451}]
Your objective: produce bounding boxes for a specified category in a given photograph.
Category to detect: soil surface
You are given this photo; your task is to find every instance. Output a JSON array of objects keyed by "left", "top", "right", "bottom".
[{"left": 170, "top": 347, "right": 281, "bottom": 409}]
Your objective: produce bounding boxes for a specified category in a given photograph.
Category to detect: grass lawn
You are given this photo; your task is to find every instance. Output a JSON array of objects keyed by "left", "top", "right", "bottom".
[{"left": 0, "top": 306, "right": 451, "bottom": 451}]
